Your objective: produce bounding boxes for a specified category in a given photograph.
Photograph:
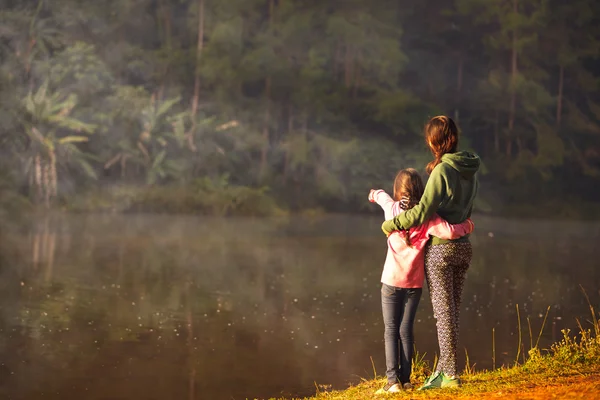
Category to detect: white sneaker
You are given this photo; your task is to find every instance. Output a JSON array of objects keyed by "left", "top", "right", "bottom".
[{"left": 375, "top": 382, "right": 401, "bottom": 394}]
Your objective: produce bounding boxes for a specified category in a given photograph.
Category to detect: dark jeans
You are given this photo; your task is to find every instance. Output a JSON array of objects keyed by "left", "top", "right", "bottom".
[{"left": 381, "top": 283, "right": 422, "bottom": 384}]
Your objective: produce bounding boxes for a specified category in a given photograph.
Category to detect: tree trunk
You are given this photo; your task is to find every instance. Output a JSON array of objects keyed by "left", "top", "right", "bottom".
[
  {"left": 49, "top": 149, "right": 57, "bottom": 198},
  {"left": 156, "top": 0, "right": 164, "bottom": 42},
  {"left": 189, "top": 0, "right": 205, "bottom": 151},
  {"left": 455, "top": 55, "right": 463, "bottom": 121},
  {"left": 344, "top": 44, "right": 354, "bottom": 88},
  {"left": 34, "top": 154, "right": 42, "bottom": 202},
  {"left": 43, "top": 159, "right": 50, "bottom": 208},
  {"left": 259, "top": 0, "right": 275, "bottom": 182},
  {"left": 283, "top": 104, "right": 293, "bottom": 181},
  {"left": 494, "top": 109, "right": 500, "bottom": 153},
  {"left": 259, "top": 76, "right": 272, "bottom": 182},
  {"left": 352, "top": 51, "right": 361, "bottom": 98},
  {"left": 164, "top": 1, "right": 172, "bottom": 51},
  {"left": 507, "top": 0, "right": 518, "bottom": 157},
  {"left": 158, "top": 0, "right": 172, "bottom": 96},
  {"left": 556, "top": 64, "right": 564, "bottom": 128},
  {"left": 25, "top": 0, "right": 44, "bottom": 81},
  {"left": 333, "top": 42, "right": 341, "bottom": 81},
  {"left": 302, "top": 113, "right": 308, "bottom": 176}
]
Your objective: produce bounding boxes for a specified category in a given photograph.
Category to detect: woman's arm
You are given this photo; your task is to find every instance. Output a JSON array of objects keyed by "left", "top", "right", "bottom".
[
  {"left": 369, "top": 189, "right": 398, "bottom": 220},
  {"left": 381, "top": 165, "right": 447, "bottom": 235},
  {"left": 425, "top": 215, "right": 474, "bottom": 239}
]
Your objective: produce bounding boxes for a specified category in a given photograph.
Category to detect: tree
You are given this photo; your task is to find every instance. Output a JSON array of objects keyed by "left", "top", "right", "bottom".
[
  {"left": 189, "top": 0, "right": 205, "bottom": 151},
  {"left": 20, "top": 82, "right": 96, "bottom": 206},
  {"left": 459, "top": 0, "right": 551, "bottom": 156}
]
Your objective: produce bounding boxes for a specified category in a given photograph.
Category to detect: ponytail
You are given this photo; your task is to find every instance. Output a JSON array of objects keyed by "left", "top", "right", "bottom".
[
  {"left": 426, "top": 157, "right": 442, "bottom": 175},
  {"left": 392, "top": 169, "right": 425, "bottom": 248},
  {"left": 400, "top": 196, "right": 415, "bottom": 247}
]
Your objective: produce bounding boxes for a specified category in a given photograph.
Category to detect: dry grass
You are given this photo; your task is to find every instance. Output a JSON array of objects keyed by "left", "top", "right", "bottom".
[{"left": 267, "top": 299, "right": 600, "bottom": 400}]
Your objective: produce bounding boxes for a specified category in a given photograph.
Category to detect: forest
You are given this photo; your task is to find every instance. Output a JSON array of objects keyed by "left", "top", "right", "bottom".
[{"left": 1, "top": 0, "right": 599, "bottom": 218}]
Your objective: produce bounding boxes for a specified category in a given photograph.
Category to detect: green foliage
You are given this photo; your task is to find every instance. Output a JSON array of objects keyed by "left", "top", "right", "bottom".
[
  {"left": 18, "top": 81, "right": 97, "bottom": 205},
  {"left": 24, "top": 82, "right": 89, "bottom": 131},
  {"left": 192, "top": 175, "right": 283, "bottom": 216},
  {"left": 547, "top": 327, "right": 600, "bottom": 366},
  {"left": 0, "top": 0, "right": 599, "bottom": 215},
  {"left": 67, "top": 176, "right": 283, "bottom": 217},
  {"left": 35, "top": 42, "right": 113, "bottom": 92}
]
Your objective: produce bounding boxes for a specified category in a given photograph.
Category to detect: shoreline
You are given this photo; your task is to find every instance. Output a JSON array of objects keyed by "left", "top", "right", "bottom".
[
  {"left": 282, "top": 367, "right": 600, "bottom": 400},
  {"left": 266, "top": 307, "right": 600, "bottom": 400}
]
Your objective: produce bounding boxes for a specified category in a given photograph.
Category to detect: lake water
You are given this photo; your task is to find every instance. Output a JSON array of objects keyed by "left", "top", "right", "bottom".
[{"left": 0, "top": 213, "right": 598, "bottom": 400}]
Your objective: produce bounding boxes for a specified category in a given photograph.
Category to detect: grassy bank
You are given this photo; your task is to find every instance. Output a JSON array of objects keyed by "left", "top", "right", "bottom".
[
  {"left": 271, "top": 303, "right": 600, "bottom": 400},
  {"left": 299, "top": 366, "right": 600, "bottom": 400}
]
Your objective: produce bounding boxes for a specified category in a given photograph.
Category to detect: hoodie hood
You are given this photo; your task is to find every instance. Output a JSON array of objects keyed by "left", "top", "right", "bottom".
[{"left": 441, "top": 151, "right": 480, "bottom": 179}]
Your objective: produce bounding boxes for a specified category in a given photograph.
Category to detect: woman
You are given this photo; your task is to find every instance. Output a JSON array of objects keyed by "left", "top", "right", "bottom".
[
  {"left": 381, "top": 115, "right": 480, "bottom": 390},
  {"left": 369, "top": 169, "right": 474, "bottom": 393}
]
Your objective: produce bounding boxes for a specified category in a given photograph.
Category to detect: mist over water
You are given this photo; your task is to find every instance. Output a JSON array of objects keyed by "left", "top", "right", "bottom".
[{"left": 0, "top": 214, "right": 598, "bottom": 400}]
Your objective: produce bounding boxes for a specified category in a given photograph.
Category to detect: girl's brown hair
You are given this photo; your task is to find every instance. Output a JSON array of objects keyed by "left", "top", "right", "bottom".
[
  {"left": 393, "top": 168, "right": 424, "bottom": 204},
  {"left": 392, "top": 168, "right": 424, "bottom": 246},
  {"left": 424, "top": 115, "right": 459, "bottom": 174}
]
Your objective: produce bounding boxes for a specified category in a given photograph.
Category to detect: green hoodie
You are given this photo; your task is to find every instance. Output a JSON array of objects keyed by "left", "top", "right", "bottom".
[{"left": 381, "top": 151, "right": 480, "bottom": 245}]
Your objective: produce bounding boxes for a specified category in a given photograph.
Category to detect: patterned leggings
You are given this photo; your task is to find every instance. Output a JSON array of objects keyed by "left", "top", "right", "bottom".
[{"left": 424, "top": 242, "right": 472, "bottom": 377}]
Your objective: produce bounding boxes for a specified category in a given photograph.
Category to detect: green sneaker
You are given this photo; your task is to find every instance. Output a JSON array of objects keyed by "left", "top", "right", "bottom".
[
  {"left": 441, "top": 374, "right": 461, "bottom": 388},
  {"left": 421, "top": 374, "right": 432, "bottom": 386},
  {"left": 418, "top": 372, "right": 461, "bottom": 390},
  {"left": 420, "top": 372, "right": 434, "bottom": 386},
  {"left": 418, "top": 371, "right": 443, "bottom": 390}
]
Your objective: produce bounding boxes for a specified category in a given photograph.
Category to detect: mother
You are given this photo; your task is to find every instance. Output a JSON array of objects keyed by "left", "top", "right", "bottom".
[{"left": 381, "top": 115, "right": 480, "bottom": 390}]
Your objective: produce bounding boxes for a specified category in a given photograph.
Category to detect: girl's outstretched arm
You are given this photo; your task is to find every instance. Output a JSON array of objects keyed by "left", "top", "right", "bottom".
[{"left": 369, "top": 189, "right": 399, "bottom": 220}]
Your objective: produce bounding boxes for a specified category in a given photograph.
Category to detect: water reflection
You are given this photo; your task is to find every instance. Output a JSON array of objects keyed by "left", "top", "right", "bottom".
[{"left": 0, "top": 214, "right": 598, "bottom": 399}]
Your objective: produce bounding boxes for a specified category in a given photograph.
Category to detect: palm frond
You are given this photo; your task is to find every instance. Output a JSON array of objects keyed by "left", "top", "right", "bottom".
[
  {"left": 156, "top": 96, "right": 181, "bottom": 119},
  {"left": 58, "top": 136, "right": 89, "bottom": 145},
  {"left": 52, "top": 117, "right": 96, "bottom": 133}
]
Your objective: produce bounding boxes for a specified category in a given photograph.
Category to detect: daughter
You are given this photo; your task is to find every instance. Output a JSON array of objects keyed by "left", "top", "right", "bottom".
[{"left": 369, "top": 168, "right": 474, "bottom": 393}]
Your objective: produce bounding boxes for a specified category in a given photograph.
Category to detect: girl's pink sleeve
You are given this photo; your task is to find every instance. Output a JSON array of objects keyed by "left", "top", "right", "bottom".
[
  {"left": 371, "top": 190, "right": 398, "bottom": 219},
  {"left": 425, "top": 215, "right": 474, "bottom": 239}
]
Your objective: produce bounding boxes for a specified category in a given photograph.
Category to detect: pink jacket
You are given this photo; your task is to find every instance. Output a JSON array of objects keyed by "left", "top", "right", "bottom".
[{"left": 370, "top": 190, "right": 474, "bottom": 288}]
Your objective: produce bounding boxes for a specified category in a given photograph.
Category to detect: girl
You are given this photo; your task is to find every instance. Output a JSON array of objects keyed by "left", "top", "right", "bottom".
[
  {"left": 370, "top": 168, "right": 474, "bottom": 393},
  {"left": 381, "top": 116, "right": 480, "bottom": 390}
]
